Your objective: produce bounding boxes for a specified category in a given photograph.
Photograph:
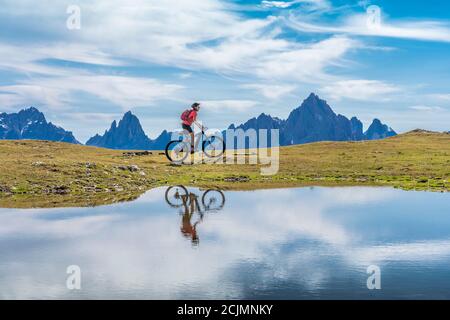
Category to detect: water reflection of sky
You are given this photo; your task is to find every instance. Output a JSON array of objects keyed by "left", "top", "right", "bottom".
[{"left": 0, "top": 187, "right": 449, "bottom": 299}]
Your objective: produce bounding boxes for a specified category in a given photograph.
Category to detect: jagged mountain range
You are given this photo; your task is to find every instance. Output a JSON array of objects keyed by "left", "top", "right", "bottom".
[
  {"left": 228, "top": 93, "right": 396, "bottom": 145},
  {"left": 85, "top": 111, "right": 170, "bottom": 150},
  {"left": 0, "top": 107, "right": 79, "bottom": 144},
  {"left": 1, "top": 93, "right": 397, "bottom": 149}
]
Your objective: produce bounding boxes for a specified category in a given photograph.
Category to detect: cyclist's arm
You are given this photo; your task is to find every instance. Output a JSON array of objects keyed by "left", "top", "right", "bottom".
[{"left": 193, "top": 120, "right": 203, "bottom": 131}]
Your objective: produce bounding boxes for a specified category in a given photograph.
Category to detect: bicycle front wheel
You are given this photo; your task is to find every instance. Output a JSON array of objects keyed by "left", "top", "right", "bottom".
[
  {"left": 165, "top": 140, "right": 190, "bottom": 164},
  {"left": 202, "top": 135, "right": 225, "bottom": 159},
  {"left": 202, "top": 189, "right": 225, "bottom": 211}
]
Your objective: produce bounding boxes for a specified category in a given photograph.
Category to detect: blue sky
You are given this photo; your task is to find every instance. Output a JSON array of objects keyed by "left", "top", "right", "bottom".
[{"left": 0, "top": 0, "right": 449, "bottom": 142}]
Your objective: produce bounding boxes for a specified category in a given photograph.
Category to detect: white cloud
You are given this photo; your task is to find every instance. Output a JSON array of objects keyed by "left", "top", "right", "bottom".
[
  {"left": 0, "top": 42, "right": 184, "bottom": 110},
  {"left": 409, "top": 105, "right": 445, "bottom": 112},
  {"left": 287, "top": 11, "right": 450, "bottom": 43},
  {"left": 76, "top": 0, "right": 281, "bottom": 74},
  {"left": 1, "top": 0, "right": 446, "bottom": 136},
  {"left": 254, "top": 36, "right": 359, "bottom": 82},
  {"left": 0, "top": 43, "right": 122, "bottom": 77},
  {"left": 61, "top": 112, "right": 124, "bottom": 125},
  {"left": 429, "top": 94, "right": 450, "bottom": 102},
  {"left": 0, "top": 85, "right": 64, "bottom": 111},
  {"left": 49, "top": 75, "right": 183, "bottom": 109},
  {"left": 320, "top": 80, "right": 400, "bottom": 101},
  {"left": 352, "top": 240, "right": 450, "bottom": 264},
  {"left": 200, "top": 100, "right": 259, "bottom": 113},
  {"left": 0, "top": 75, "right": 183, "bottom": 111},
  {"left": 242, "top": 83, "right": 296, "bottom": 99},
  {"left": 262, "top": 1, "right": 297, "bottom": 9},
  {"left": 0, "top": 1, "right": 359, "bottom": 90},
  {"left": 261, "top": 0, "right": 330, "bottom": 10},
  {"left": 178, "top": 72, "right": 193, "bottom": 79},
  {"left": 0, "top": 0, "right": 363, "bottom": 125},
  {"left": 3, "top": 187, "right": 450, "bottom": 299}
]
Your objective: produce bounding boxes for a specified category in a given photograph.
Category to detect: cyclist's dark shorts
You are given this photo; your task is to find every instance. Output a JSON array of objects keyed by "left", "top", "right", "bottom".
[{"left": 182, "top": 123, "right": 193, "bottom": 133}]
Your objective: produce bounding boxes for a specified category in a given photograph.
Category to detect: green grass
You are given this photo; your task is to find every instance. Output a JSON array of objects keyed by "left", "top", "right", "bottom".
[{"left": 0, "top": 130, "right": 449, "bottom": 208}]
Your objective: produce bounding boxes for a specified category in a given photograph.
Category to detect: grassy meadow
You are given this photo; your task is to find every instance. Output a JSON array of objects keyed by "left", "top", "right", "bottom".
[{"left": 0, "top": 130, "right": 449, "bottom": 208}]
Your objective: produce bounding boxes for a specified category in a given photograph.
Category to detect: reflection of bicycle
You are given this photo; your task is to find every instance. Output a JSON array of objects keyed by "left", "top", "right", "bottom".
[
  {"left": 164, "top": 186, "right": 226, "bottom": 246},
  {"left": 164, "top": 185, "right": 225, "bottom": 212},
  {"left": 165, "top": 128, "right": 226, "bottom": 164}
]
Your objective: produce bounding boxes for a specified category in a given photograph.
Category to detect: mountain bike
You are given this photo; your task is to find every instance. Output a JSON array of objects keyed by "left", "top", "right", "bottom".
[
  {"left": 164, "top": 186, "right": 225, "bottom": 246},
  {"left": 164, "top": 185, "right": 225, "bottom": 212},
  {"left": 165, "top": 127, "right": 225, "bottom": 164}
]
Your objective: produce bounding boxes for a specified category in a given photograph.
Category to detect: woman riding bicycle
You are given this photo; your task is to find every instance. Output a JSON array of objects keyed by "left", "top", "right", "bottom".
[
  {"left": 166, "top": 103, "right": 224, "bottom": 163},
  {"left": 181, "top": 102, "right": 203, "bottom": 154}
]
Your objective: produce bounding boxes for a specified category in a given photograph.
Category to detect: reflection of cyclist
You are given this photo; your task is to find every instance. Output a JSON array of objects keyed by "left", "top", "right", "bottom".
[
  {"left": 180, "top": 193, "right": 203, "bottom": 246},
  {"left": 180, "top": 103, "right": 203, "bottom": 154},
  {"left": 164, "top": 186, "right": 226, "bottom": 246}
]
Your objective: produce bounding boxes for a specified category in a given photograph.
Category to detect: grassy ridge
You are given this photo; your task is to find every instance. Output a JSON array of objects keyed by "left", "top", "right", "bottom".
[{"left": 0, "top": 130, "right": 449, "bottom": 208}]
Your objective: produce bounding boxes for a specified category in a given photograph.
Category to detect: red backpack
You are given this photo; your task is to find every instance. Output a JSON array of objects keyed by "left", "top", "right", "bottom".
[{"left": 180, "top": 109, "right": 193, "bottom": 122}]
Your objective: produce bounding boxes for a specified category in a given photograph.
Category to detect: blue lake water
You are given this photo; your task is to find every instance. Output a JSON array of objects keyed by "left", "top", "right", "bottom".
[{"left": 0, "top": 186, "right": 449, "bottom": 299}]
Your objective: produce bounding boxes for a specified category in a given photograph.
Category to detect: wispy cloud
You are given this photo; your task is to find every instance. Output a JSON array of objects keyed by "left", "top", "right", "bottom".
[
  {"left": 429, "top": 94, "right": 450, "bottom": 102},
  {"left": 178, "top": 72, "right": 193, "bottom": 80},
  {"left": 0, "top": 0, "right": 357, "bottom": 83},
  {"left": 0, "top": 74, "right": 183, "bottom": 111},
  {"left": 0, "top": 0, "right": 448, "bottom": 134},
  {"left": 0, "top": 0, "right": 360, "bottom": 112},
  {"left": 0, "top": 42, "right": 185, "bottom": 110},
  {"left": 261, "top": 0, "right": 330, "bottom": 10},
  {"left": 409, "top": 105, "right": 445, "bottom": 112},
  {"left": 0, "top": 84, "right": 65, "bottom": 111},
  {"left": 287, "top": 10, "right": 450, "bottom": 43},
  {"left": 242, "top": 83, "right": 296, "bottom": 99},
  {"left": 200, "top": 100, "right": 259, "bottom": 112},
  {"left": 320, "top": 80, "right": 400, "bottom": 101}
]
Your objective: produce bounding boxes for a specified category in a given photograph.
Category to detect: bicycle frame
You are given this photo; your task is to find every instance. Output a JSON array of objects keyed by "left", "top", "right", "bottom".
[
  {"left": 178, "top": 129, "right": 206, "bottom": 152},
  {"left": 166, "top": 128, "right": 225, "bottom": 163},
  {"left": 165, "top": 186, "right": 225, "bottom": 213}
]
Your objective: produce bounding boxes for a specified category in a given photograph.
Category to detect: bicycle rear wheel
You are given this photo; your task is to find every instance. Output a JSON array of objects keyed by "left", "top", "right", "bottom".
[
  {"left": 165, "top": 185, "right": 189, "bottom": 208},
  {"left": 165, "top": 140, "right": 190, "bottom": 164}
]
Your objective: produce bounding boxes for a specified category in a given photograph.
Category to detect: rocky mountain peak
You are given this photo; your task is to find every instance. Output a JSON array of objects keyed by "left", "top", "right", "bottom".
[
  {"left": 0, "top": 107, "right": 79, "bottom": 144},
  {"left": 365, "top": 118, "right": 397, "bottom": 140},
  {"left": 86, "top": 111, "right": 152, "bottom": 150}
]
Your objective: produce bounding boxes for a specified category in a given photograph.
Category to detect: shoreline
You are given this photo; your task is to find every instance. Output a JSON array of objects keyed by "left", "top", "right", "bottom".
[
  {"left": 1, "top": 131, "right": 449, "bottom": 208},
  {"left": 1, "top": 178, "right": 448, "bottom": 209}
]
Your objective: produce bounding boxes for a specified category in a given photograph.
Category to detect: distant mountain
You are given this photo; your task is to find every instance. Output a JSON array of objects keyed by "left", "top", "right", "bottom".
[
  {"left": 350, "top": 116, "right": 365, "bottom": 141},
  {"left": 0, "top": 107, "right": 79, "bottom": 144},
  {"left": 223, "top": 113, "right": 285, "bottom": 148},
  {"left": 282, "top": 93, "right": 362, "bottom": 144},
  {"left": 229, "top": 113, "right": 285, "bottom": 131},
  {"left": 230, "top": 93, "right": 396, "bottom": 146},
  {"left": 150, "top": 130, "right": 172, "bottom": 150},
  {"left": 86, "top": 93, "right": 397, "bottom": 150},
  {"left": 364, "top": 119, "right": 397, "bottom": 140},
  {"left": 86, "top": 111, "right": 153, "bottom": 150},
  {"left": 86, "top": 113, "right": 177, "bottom": 150},
  {"left": 0, "top": 95, "right": 398, "bottom": 150}
]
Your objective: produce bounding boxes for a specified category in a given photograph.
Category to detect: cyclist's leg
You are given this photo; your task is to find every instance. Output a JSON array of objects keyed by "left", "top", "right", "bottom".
[
  {"left": 189, "top": 132, "right": 194, "bottom": 153},
  {"left": 182, "top": 123, "right": 195, "bottom": 153}
]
